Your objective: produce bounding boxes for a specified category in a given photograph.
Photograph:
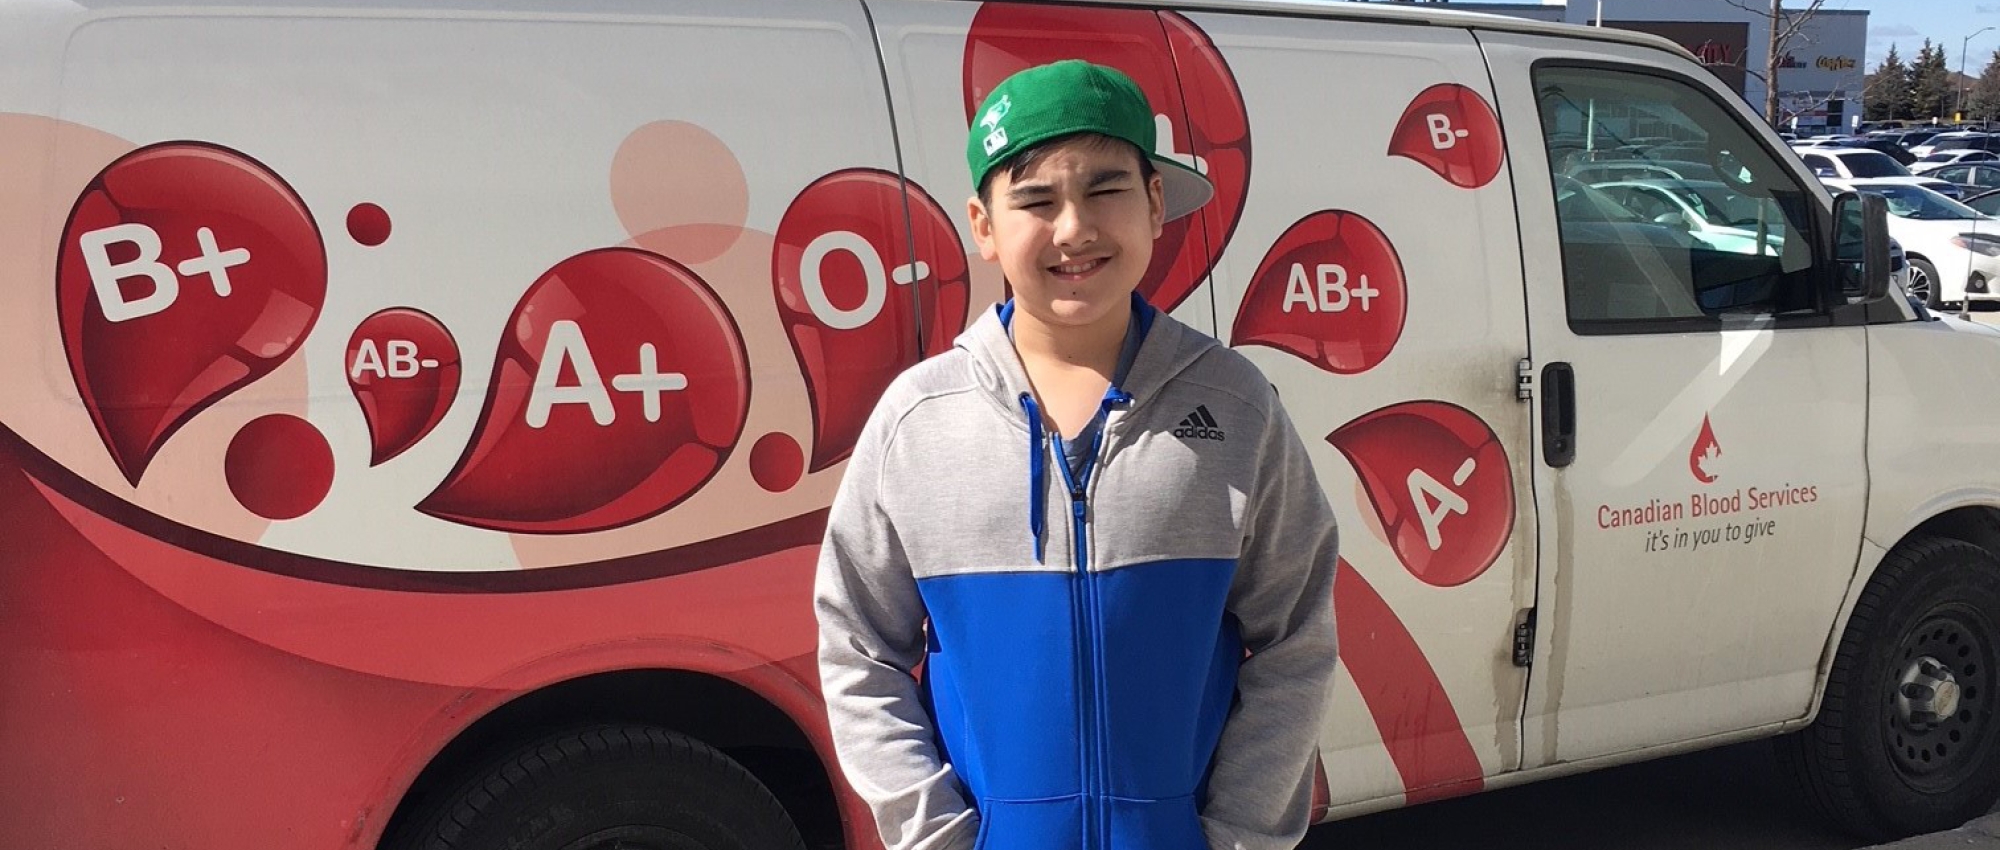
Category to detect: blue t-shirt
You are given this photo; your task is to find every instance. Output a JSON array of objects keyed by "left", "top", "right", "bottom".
[{"left": 1057, "top": 318, "right": 1143, "bottom": 482}]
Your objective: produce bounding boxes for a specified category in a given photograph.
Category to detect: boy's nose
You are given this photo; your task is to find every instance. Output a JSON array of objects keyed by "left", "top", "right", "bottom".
[{"left": 1053, "top": 202, "right": 1098, "bottom": 250}]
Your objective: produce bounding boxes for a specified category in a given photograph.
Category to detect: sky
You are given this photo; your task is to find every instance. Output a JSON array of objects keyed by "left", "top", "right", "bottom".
[
  {"left": 1432, "top": 1, "right": 2000, "bottom": 78},
  {"left": 1852, "top": 0, "right": 2000, "bottom": 75}
]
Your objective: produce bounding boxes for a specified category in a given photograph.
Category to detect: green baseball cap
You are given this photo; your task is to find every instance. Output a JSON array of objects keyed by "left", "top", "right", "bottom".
[{"left": 968, "top": 59, "right": 1214, "bottom": 223}]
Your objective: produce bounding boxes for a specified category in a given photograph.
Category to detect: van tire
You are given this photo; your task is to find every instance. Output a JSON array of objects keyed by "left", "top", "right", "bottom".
[
  {"left": 389, "top": 724, "right": 807, "bottom": 850},
  {"left": 1777, "top": 537, "right": 2000, "bottom": 841}
]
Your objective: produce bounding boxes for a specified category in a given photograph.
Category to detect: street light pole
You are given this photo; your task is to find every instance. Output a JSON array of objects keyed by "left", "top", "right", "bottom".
[{"left": 1961, "top": 26, "right": 1994, "bottom": 125}]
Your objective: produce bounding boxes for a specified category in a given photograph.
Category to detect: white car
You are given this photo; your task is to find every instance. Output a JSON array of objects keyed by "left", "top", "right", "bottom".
[
  {"left": 1911, "top": 148, "right": 2000, "bottom": 174},
  {"left": 1827, "top": 178, "right": 2000, "bottom": 306},
  {"left": 1798, "top": 147, "right": 1964, "bottom": 197},
  {"left": 1910, "top": 131, "right": 1994, "bottom": 158},
  {"left": 1589, "top": 178, "right": 1784, "bottom": 254}
]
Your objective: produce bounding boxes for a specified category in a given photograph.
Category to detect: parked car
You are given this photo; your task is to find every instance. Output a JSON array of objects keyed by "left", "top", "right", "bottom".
[
  {"left": 1589, "top": 178, "right": 1785, "bottom": 254},
  {"left": 1827, "top": 179, "right": 2000, "bottom": 306},
  {"left": 1564, "top": 158, "right": 1720, "bottom": 184},
  {"left": 1921, "top": 162, "right": 2000, "bottom": 195},
  {"left": 1912, "top": 131, "right": 2000, "bottom": 158},
  {"left": 1891, "top": 128, "right": 1945, "bottom": 150},
  {"left": 1798, "top": 148, "right": 1964, "bottom": 197},
  {"left": 1911, "top": 149, "right": 2000, "bottom": 173},
  {"left": 1844, "top": 136, "right": 1918, "bottom": 164},
  {"left": 1967, "top": 188, "right": 2000, "bottom": 216}
]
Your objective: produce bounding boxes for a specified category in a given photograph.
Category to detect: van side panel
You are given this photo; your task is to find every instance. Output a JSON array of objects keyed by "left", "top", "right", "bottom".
[
  {"left": 1177, "top": 11, "right": 1535, "bottom": 813},
  {"left": 1, "top": 2, "right": 920, "bottom": 847}
]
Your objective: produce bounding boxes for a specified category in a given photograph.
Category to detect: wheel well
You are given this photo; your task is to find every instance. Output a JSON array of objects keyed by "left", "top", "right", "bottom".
[
  {"left": 1908, "top": 506, "right": 2000, "bottom": 557},
  {"left": 377, "top": 670, "right": 842, "bottom": 850}
]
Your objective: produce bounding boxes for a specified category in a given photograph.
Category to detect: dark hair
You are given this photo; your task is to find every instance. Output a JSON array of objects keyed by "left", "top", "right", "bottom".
[{"left": 976, "top": 132, "right": 1157, "bottom": 206}]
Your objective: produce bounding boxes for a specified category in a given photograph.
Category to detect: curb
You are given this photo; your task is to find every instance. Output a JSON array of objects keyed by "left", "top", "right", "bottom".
[{"left": 1863, "top": 814, "right": 2000, "bottom": 849}]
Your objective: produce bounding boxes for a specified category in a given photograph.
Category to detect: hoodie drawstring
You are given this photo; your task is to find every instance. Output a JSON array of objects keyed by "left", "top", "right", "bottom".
[{"left": 1019, "top": 392, "right": 1048, "bottom": 564}]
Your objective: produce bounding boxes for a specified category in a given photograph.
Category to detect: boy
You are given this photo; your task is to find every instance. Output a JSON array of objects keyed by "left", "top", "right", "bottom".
[{"left": 816, "top": 60, "right": 1339, "bottom": 850}]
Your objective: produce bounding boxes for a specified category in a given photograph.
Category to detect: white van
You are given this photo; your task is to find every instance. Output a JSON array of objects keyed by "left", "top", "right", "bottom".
[{"left": 4, "top": 2, "right": 1984, "bottom": 849}]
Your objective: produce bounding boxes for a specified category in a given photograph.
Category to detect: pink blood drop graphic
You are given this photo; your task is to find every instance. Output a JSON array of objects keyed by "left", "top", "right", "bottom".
[
  {"left": 1388, "top": 84, "right": 1505, "bottom": 189},
  {"left": 1326, "top": 401, "right": 1515, "bottom": 588},
  {"left": 962, "top": 6, "right": 1249, "bottom": 314},
  {"left": 773, "top": 169, "right": 969, "bottom": 472},
  {"left": 419, "top": 248, "right": 749, "bottom": 534},
  {"left": 346, "top": 308, "right": 461, "bottom": 465},
  {"left": 225, "top": 413, "right": 335, "bottom": 520},
  {"left": 1232, "top": 211, "right": 1407, "bottom": 374},
  {"left": 56, "top": 142, "right": 327, "bottom": 485},
  {"left": 346, "top": 202, "right": 391, "bottom": 246},
  {"left": 1335, "top": 560, "right": 1484, "bottom": 802},
  {"left": 750, "top": 432, "right": 805, "bottom": 493}
]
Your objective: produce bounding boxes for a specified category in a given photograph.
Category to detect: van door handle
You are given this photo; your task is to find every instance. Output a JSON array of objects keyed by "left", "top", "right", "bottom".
[{"left": 1542, "top": 362, "right": 1576, "bottom": 468}]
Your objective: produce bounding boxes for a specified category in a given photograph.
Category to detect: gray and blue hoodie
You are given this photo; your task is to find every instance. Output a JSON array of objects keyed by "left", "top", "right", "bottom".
[{"left": 815, "top": 297, "right": 1340, "bottom": 850}]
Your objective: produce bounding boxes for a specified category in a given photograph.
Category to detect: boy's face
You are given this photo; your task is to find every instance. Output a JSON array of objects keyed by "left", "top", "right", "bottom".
[{"left": 968, "top": 138, "right": 1165, "bottom": 334}]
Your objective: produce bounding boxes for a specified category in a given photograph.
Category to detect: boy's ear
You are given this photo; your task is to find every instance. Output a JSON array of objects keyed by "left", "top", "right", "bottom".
[
  {"left": 968, "top": 195, "right": 1000, "bottom": 262},
  {"left": 1147, "top": 172, "right": 1166, "bottom": 239}
]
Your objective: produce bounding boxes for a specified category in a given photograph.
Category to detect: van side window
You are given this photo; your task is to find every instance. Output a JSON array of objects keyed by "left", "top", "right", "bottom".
[{"left": 1536, "top": 66, "right": 1817, "bottom": 331}]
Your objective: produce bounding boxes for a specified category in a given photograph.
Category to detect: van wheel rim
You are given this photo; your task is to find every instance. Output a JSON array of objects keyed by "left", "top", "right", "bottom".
[
  {"left": 1885, "top": 609, "right": 1993, "bottom": 789},
  {"left": 1911, "top": 267, "right": 1934, "bottom": 301}
]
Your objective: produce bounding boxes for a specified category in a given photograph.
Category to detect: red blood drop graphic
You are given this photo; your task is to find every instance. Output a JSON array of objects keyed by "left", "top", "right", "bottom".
[
  {"left": 346, "top": 202, "right": 391, "bottom": 246},
  {"left": 1335, "top": 560, "right": 1484, "bottom": 802},
  {"left": 1689, "top": 414, "right": 1722, "bottom": 484},
  {"left": 962, "top": 6, "right": 1249, "bottom": 314},
  {"left": 774, "top": 169, "right": 969, "bottom": 472},
  {"left": 1232, "top": 211, "right": 1407, "bottom": 374},
  {"left": 346, "top": 308, "right": 461, "bottom": 465},
  {"left": 1326, "top": 401, "right": 1515, "bottom": 587},
  {"left": 1388, "top": 83, "right": 1505, "bottom": 189},
  {"left": 56, "top": 142, "right": 327, "bottom": 485},
  {"left": 419, "top": 248, "right": 749, "bottom": 533},
  {"left": 225, "top": 414, "right": 334, "bottom": 520},
  {"left": 750, "top": 432, "right": 805, "bottom": 493}
]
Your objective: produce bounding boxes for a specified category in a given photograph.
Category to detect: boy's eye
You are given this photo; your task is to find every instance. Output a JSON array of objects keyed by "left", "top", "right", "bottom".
[
  {"left": 1018, "top": 200, "right": 1052, "bottom": 210},
  {"left": 1091, "top": 188, "right": 1127, "bottom": 197}
]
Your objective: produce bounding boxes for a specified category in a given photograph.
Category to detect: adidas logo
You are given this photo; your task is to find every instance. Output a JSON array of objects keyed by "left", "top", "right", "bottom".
[{"left": 1173, "top": 405, "right": 1226, "bottom": 441}]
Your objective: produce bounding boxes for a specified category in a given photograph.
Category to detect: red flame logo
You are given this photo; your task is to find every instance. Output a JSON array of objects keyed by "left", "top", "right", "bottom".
[{"left": 1689, "top": 415, "right": 1722, "bottom": 484}]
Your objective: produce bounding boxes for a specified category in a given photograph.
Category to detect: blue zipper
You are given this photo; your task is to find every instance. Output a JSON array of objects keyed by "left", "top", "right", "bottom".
[{"left": 1050, "top": 389, "right": 1129, "bottom": 850}]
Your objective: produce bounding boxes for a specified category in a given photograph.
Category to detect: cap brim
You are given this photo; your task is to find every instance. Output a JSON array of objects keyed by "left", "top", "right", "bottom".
[{"left": 1153, "top": 156, "right": 1215, "bottom": 223}]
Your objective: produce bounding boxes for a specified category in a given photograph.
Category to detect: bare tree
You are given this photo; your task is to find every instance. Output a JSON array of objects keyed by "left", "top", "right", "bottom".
[{"left": 1721, "top": 0, "right": 1831, "bottom": 125}]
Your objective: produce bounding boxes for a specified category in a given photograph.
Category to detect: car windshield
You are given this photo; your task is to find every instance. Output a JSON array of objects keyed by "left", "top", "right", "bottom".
[
  {"left": 1938, "top": 136, "right": 1990, "bottom": 151},
  {"left": 1862, "top": 184, "right": 1985, "bottom": 220},
  {"left": 1919, "top": 152, "right": 1960, "bottom": 163},
  {"left": 1838, "top": 151, "right": 1910, "bottom": 177}
]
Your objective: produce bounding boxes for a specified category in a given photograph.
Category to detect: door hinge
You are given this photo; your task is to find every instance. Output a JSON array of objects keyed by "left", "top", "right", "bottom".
[
  {"left": 1516, "top": 358, "right": 1534, "bottom": 402},
  {"left": 1512, "top": 607, "right": 1537, "bottom": 668}
]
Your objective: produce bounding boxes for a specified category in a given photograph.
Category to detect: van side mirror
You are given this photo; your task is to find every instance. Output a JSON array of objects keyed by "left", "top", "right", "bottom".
[{"left": 1832, "top": 190, "right": 1891, "bottom": 303}]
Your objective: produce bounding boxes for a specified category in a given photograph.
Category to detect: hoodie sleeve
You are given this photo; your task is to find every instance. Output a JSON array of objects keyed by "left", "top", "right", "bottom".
[
  {"left": 1200, "top": 392, "right": 1340, "bottom": 850},
  {"left": 815, "top": 397, "right": 980, "bottom": 850}
]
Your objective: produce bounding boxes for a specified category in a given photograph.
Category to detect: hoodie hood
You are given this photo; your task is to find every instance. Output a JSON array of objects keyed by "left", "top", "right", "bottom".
[{"left": 954, "top": 295, "right": 1223, "bottom": 430}]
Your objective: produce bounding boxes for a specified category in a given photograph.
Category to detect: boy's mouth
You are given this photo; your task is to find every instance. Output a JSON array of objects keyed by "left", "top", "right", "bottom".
[{"left": 1048, "top": 257, "right": 1109, "bottom": 281}]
